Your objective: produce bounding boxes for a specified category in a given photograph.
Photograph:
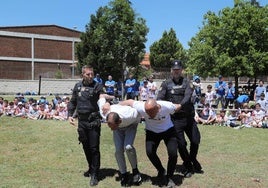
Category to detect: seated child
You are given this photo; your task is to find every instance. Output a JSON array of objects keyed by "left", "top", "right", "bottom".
[
  {"left": 239, "top": 103, "right": 252, "bottom": 128},
  {"left": 215, "top": 109, "right": 228, "bottom": 126},
  {"left": 226, "top": 109, "right": 240, "bottom": 128},
  {"left": 251, "top": 103, "right": 266, "bottom": 128},
  {"left": 196, "top": 103, "right": 216, "bottom": 125}
]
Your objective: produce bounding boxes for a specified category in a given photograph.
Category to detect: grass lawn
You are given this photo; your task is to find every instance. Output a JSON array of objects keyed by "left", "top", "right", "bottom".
[{"left": 0, "top": 115, "right": 267, "bottom": 188}]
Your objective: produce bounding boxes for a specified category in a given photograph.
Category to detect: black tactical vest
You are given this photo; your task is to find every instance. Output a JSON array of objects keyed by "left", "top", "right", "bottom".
[
  {"left": 165, "top": 78, "right": 187, "bottom": 104},
  {"left": 76, "top": 81, "right": 100, "bottom": 114}
]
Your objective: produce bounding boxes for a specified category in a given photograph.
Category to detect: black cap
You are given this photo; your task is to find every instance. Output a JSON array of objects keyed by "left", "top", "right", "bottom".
[{"left": 171, "top": 60, "right": 183, "bottom": 69}]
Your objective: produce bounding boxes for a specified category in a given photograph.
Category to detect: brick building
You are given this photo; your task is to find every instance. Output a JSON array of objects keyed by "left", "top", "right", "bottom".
[{"left": 0, "top": 25, "right": 81, "bottom": 80}]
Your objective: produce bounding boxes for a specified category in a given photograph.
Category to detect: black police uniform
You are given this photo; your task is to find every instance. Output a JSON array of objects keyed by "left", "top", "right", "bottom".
[
  {"left": 68, "top": 79, "right": 103, "bottom": 185},
  {"left": 157, "top": 62, "right": 202, "bottom": 176}
]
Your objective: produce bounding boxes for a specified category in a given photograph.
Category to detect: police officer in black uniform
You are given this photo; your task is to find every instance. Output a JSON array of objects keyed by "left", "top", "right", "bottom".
[
  {"left": 157, "top": 60, "right": 203, "bottom": 178},
  {"left": 68, "top": 65, "right": 104, "bottom": 186}
]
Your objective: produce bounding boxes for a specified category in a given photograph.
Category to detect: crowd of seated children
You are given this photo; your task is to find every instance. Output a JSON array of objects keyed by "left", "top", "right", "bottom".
[{"left": 0, "top": 95, "right": 69, "bottom": 121}]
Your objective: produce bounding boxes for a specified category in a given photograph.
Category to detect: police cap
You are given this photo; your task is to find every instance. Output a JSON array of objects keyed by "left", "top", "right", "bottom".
[{"left": 171, "top": 60, "right": 183, "bottom": 69}]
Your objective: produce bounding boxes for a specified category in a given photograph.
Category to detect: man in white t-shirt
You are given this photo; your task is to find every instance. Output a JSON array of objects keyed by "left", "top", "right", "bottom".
[
  {"left": 98, "top": 94, "right": 142, "bottom": 187},
  {"left": 119, "top": 98, "right": 181, "bottom": 187}
]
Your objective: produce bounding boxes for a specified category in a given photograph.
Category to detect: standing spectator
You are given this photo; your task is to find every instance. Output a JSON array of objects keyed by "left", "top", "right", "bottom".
[
  {"left": 139, "top": 76, "right": 148, "bottom": 88},
  {"left": 147, "top": 75, "right": 158, "bottom": 99},
  {"left": 94, "top": 73, "right": 103, "bottom": 84},
  {"left": 98, "top": 94, "right": 142, "bottom": 187},
  {"left": 256, "top": 92, "right": 268, "bottom": 112},
  {"left": 139, "top": 79, "right": 149, "bottom": 101},
  {"left": 120, "top": 99, "right": 180, "bottom": 187},
  {"left": 254, "top": 80, "right": 266, "bottom": 102},
  {"left": 157, "top": 60, "right": 203, "bottom": 177},
  {"left": 265, "top": 86, "right": 268, "bottom": 102},
  {"left": 68, "top": 65, "right": 104, "bottom": 186},
  {"left": 115, "top": 78, "right": 123, "bottom": 100},
  {"left": 133, "top": 79, "right": 140, "bottom": 100},
  {"left": 192, "top": 75, "right": 203, "bottom": 105},
  {"left": 224, "top": 81, "right": 235, "bottom": 109},
  {"left": 125, "top": 74, "right": 136, "bottom": 100},
  {"left": 205, "top": 84, "right": 216, "bottom": 107},
  {"left": 214, "top": 75, "right": 227, "bottom": 109},
  {"left": 105, "top": 75, "right": 116, "bottom": 96}
]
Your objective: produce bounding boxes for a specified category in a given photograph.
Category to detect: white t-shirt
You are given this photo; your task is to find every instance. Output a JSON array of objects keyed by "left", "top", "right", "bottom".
[
  {"left": 133, "top": 100, "right": 176, "bottom": 133},
  {"left": 147, "top": 81, "right": 157, "bottom": 99},
  {"left": 98, "top": 98, "right": 140, "bottom": 128}
]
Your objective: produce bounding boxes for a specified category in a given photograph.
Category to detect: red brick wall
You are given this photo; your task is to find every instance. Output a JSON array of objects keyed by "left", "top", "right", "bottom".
[
  {"left": 34, "top": 62, "right": 72, "bottom": 79},
  {"left": 0, "top": 25, "right": 80, "bottom": 38},
  {"left": 0, "top": 60, "right": 32, "bottom": 79},
  {"left": 34, "top": 39, "right": 72, "bottom": 59},
  {"left": 0, "top": 36, "right": 31, "bottom": 58},
  {"left": 0, "top": 25, "right": 80, "bottom": 80}
]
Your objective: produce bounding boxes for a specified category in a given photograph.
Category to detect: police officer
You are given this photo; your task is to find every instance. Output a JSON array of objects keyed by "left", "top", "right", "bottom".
[
  {"left": 157, "top": 60, "right": 203, "bottom": 178},
  {"left": 68, "top": 65, "right": 104, "bottom": 186}
]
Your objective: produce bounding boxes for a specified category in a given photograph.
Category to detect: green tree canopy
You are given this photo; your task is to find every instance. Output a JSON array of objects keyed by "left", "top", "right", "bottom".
[
  {"left": 187, "top": 0, "right": 268, "bottom": 79},
  {"left": 149, "top": 28, "right": 186, "bottom": 70},
  {"left": 76, "top": 0, "right": 149, "bottom": 81}
]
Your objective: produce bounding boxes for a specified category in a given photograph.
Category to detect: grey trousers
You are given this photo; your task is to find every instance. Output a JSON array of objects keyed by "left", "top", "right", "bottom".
[{"left": 113, "top": 123, "right": 138, "bottom": 174}]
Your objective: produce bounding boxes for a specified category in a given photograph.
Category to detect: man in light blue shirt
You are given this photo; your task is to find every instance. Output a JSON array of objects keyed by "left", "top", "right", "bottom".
[
  {"left": 105, "top": 75, "right": 116, "bottom": 96},
  {"left": 254, "top": 80, "right": 266, "bottom": 101},
  {"left": 214, "top": 75, "right": 227, "bottom": 109}
]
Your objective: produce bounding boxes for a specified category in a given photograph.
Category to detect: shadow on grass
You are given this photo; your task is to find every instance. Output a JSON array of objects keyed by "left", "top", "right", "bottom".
[
  {"left": 99, "top": 168, "right": 119, "bottom": 180},
  {"left": 98, "top": 167, "right": 185, "bottom": 187}
]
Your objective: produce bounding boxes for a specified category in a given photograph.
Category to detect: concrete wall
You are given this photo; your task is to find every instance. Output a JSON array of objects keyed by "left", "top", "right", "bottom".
[
  {"left": 0, "top": 79, "right": 216, "bottom": 96},
  {"left": 0, "top": 79, "right": 80, "bottom": 95}
]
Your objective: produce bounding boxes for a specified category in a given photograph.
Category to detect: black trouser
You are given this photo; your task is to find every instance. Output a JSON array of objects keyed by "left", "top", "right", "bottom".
[
  {"left": 145, "top": 127, "right": 178, "bottom": 178},
  {"left": 172, "top": 117, "right": 193, "bottom": 171},
  {"left": 78, "top": 119, "right": 101, "bottom": 176},
  {"left": 225, "top": 98, "right": 235, "bottom": 109},
  {"left": 185, "top": 117, "right": 201, "bottom": 166}
]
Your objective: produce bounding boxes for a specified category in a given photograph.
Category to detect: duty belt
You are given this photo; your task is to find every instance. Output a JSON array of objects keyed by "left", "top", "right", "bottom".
[{"left": 78, "top": 112, "right": 100, "bottom": 121}]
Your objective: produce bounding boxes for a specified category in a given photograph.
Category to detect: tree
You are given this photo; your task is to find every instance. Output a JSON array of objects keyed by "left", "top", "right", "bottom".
[
  {"left": 76, "top": 0, "right": 149, "bottom": 81},
  {"left": 187, "top": 0, "right": 268, "bottom": 97},
  {"left": 149, "top": 28, "right": 186, "bottom": 70}
]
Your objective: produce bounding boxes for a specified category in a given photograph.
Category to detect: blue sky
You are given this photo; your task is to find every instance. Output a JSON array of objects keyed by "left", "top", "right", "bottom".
[{"left": 1, "top": 0, "right": 267, "bottom": 52}]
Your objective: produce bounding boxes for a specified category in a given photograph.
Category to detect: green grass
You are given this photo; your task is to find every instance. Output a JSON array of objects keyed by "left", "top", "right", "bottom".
[{"left": 0, "top": 116, "right": 267, "bottom": 188}]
